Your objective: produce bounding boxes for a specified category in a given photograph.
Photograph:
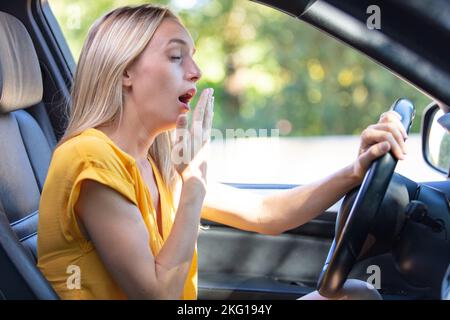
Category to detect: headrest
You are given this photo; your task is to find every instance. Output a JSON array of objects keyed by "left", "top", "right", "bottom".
[{"left": 0, "top": 11, "right": 43, "bottom": 113}]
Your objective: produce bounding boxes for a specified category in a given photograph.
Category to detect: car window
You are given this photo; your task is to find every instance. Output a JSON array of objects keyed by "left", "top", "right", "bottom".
[{"left": 48, "top": 0, "right": 445, "bottom": 184}]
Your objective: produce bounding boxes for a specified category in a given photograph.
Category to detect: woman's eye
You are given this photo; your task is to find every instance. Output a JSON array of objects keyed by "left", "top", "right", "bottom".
[{"left": 170, "top": 56, "right": 182, "bottom": 61}]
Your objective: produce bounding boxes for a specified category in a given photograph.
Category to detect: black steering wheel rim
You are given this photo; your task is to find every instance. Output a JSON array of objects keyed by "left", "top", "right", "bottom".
[{"left": 317, "top": 99, "right": 415, "bottom": 298}]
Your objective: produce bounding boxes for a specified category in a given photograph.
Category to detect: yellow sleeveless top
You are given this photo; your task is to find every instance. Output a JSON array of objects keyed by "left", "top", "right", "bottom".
[{"left": 37, "top": 128, "right": 197, "bottom": 299}]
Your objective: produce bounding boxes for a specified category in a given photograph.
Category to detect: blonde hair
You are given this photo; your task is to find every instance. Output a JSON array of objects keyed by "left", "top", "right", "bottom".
[{"left": 60, "top": 4, "right": 180, "bottom": 193}]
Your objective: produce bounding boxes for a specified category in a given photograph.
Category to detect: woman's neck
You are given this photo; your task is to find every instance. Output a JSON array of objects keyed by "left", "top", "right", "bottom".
[{"left": 96, "top": 119, "right": 157, "bottom": 164}]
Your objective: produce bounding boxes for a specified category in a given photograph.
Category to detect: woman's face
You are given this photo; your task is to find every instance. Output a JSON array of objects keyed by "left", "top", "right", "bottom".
[{"left": 123, "top": 18, "right": 201, "bottom": 132}]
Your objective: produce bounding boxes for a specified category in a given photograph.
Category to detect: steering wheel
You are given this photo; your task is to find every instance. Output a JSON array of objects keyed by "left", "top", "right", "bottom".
[{"left": 317, "top": 98, "right": 415, "bottom": 297}]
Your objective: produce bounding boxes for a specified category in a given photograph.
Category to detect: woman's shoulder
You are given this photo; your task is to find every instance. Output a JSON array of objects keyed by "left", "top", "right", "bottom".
[
  {"left": 55, "top": 130, "right": 110, "bottom": 158},
  {"left": 45, "top": 129, "right": 138, "bottom": 205},
  {"left": 54, "top": 129, "right": 134, "bottom": 171}
]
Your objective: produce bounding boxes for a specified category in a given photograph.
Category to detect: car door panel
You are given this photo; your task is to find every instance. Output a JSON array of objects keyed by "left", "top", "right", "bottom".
[
  {"left": 198, "top": 183, "right": 448, "bottom": 300},
  {"left": 198, "top": 184, "right": 335, "bottom": 299}
]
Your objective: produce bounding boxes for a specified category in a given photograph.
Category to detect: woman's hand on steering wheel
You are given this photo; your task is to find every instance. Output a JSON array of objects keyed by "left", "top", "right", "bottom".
[{"left": 352, "top": 110, "right": 409, "bottom": 182}]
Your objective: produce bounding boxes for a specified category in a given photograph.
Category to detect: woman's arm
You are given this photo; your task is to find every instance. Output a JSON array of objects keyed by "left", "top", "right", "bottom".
[
  {"left": 202, "top": 111, "right": 408, "bottom": 235},
  {"left": 76, "top": 89, "right": 214, "bottom": 299},
  {"left": 202, "top": 166, "right": 358, "bottom": 235},
  {"left": 76, "top": 178, "right": 204, "bottom": 299}
]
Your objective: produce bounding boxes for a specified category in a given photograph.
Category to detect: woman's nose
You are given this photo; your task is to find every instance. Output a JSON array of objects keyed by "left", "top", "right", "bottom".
[{"left": 187, "top": 61, "right": 202, "bottom": 82}]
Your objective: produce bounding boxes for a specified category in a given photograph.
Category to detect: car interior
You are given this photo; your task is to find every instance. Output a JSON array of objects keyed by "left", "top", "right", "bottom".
[
  {"left": 0, "top": 9, "right": 58, "bottom": 299},
  {"left": 0, "top": 0, "right": 449, "bottom": 300}
]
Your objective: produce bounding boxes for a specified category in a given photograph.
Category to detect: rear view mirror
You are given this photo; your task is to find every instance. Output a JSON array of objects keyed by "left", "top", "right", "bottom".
[{"left": 422, "top": 103, "right": 450, "bottom": 176}]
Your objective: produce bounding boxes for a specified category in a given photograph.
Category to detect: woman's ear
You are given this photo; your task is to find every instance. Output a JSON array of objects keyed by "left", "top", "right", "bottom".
[{"left": 122, "top": 69, "right": 132, "bottom": 88}]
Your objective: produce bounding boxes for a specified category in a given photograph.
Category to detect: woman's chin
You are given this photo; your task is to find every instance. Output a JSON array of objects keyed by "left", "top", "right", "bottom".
[
  {"left": 179, "top": 101, "right": 190, "bottom": 113},
  {"left": 162, "top": 119, "right": 179, "bottom": 131}
]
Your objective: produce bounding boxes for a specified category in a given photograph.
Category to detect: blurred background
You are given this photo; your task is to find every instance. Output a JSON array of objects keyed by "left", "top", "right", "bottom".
[{"left": 48, "top": 0, "right": 445, "bottom": 183}]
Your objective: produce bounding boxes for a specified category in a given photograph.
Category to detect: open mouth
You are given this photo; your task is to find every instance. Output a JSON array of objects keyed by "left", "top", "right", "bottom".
[
  {"left": 178, "top": 93, "right": 192, "bottom": 104},
  {"left": 178, "top": 89, "right": 196, "bottom": 108}
]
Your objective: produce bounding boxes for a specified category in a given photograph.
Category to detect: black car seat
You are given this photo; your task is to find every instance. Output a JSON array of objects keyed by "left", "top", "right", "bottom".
[{"left": 0, "top": 11, "right": 59, "bottom": 299}]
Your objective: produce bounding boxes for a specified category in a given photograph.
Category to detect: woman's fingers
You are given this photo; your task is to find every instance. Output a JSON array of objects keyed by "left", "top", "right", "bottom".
[
  {"left": 192, "top": 88, "right": 213, "bottom": 149},
  {"left": 174, "top": 88, "right": 214, "bottom": 179},
  {"left": 359, "top": 141, "right": 391, "bottom": 170},
  {"left": 175, "top": 114, "right": 188, "bottom": 143},
  {"left": 202, "top": 92, "right": 214, "bottom": 143},
  {"left": 193, "top": 88, "right": 211, "bottom": 124},
  {"left": 172, "top": 114, "right": 189, "bottom": 168},
  {"left": 358, "top": 110, "right": 409, "bottom": 161},
  {"left": 361, "top": 126, "right": 405, "bottom": 160},
  {"left": 367, "top": 122, "right": 407, "bottom": 154},
  {"left": 354, "top": 110, "right": 409, "bottom": 179},
  {"left": 379, "top": 111, "right": 408, "bottom": 139}
]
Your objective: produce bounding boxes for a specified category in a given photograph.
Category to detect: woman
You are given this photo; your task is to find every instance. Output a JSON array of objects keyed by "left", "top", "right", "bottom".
[{"left": 37, "top": 4, "right": 408, "bottom": 300}]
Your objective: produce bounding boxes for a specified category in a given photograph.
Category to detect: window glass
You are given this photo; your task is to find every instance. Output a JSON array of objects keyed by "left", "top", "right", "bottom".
[{"left": 48, "top": 0, "right": 444, "bottom": 184}]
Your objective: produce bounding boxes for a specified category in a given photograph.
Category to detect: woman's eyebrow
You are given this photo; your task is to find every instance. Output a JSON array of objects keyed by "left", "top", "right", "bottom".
[{"left": 166, "top": 38, "right": 196, "bottom": 54}]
